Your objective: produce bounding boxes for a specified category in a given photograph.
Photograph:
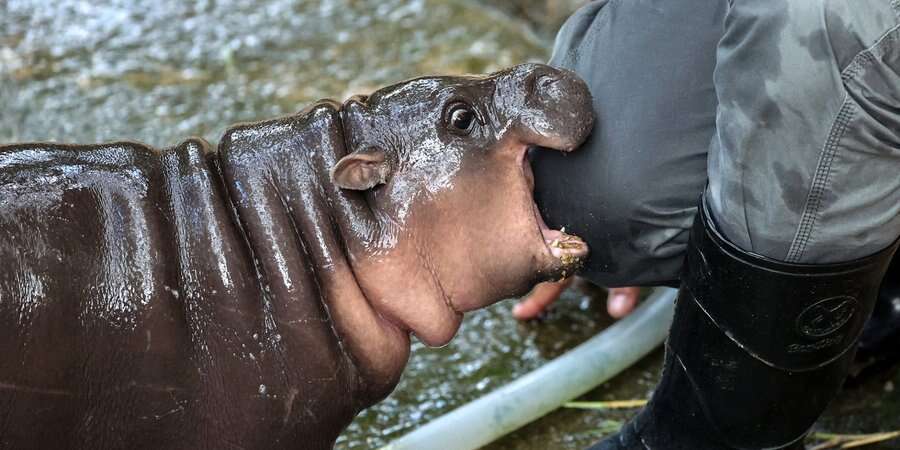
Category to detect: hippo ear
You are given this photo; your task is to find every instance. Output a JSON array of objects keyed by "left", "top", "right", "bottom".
[{"left": 331, "top": 147, "right": 391, "bottom": 190}]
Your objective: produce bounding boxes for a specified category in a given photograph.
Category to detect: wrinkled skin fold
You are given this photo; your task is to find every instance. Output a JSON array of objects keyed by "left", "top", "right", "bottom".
[{"left": 0, "top": 63, "right": 592, "bottom": 449}]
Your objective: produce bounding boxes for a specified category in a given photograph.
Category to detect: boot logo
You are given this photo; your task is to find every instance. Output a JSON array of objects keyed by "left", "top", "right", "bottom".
[{"left": 796, "top": 296, "right": 858, "bottom": 339}]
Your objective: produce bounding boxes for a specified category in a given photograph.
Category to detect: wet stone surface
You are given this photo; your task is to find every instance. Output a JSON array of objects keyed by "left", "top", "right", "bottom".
[{"left": 2, "top": 1, "right": 898, "bottom": 449}]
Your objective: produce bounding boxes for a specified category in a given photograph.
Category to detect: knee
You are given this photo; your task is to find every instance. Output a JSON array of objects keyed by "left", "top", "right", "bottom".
[{"left": 587, "top": 150, "right": 704, "bottom": 286}]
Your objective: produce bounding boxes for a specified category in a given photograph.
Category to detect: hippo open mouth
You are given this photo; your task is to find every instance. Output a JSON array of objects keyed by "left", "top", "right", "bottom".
[
  {"left": 330, "top": 63, "right": 593, "bottom": 343},
  {"left": 521, "top": 146, "right": 589, "bottom": 274}
]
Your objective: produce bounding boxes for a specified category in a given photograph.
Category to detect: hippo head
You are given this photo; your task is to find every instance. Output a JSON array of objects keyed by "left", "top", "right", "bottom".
[{"left": 330, "top": 63, "right": 593, "bottom": 346}]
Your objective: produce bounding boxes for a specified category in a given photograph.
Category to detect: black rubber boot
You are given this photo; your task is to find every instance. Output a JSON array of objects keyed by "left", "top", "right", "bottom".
[
  {"left": 852, "top": 255, "right": 900, "bottom": 379},
  {"left": 589, "top": 200, "right": 899, "bottom": 450}
]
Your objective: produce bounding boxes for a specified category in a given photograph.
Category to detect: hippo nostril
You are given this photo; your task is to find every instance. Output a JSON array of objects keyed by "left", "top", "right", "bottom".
[
  {"left": 536, "top": 74, "right": 559, "bottom": 90},
  {"left": 527, "top": 72, "right": 564, "bottom": 100}
]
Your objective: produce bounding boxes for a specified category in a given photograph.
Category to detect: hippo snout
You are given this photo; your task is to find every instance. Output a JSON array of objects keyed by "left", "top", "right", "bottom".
[{"left": 497, "top": 64, "right": 594, "bottom": 152}]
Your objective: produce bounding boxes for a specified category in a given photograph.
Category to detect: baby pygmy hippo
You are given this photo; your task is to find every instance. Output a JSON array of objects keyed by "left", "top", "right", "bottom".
[{"left": 0, "top": 63, "right": 592, "bottom": 449}]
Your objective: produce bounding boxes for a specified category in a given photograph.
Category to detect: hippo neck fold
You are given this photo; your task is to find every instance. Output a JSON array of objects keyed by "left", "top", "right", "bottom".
[{"left": 217, "top": 102, "right": 420, "bottom": 405}]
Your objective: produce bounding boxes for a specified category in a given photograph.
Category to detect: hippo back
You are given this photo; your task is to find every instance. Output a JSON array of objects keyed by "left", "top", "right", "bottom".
[{"left": 0, "top": 113, "right": 361, "bottom": 449}]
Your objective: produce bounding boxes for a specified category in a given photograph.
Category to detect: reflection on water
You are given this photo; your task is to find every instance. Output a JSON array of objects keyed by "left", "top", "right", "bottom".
[{"left": 2, "top": 1, "right": 898, "bottom": 449}]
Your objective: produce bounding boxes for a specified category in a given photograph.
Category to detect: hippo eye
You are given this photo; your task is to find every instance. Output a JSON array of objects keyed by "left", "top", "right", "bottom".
[{"left": 446, "top": 103, "right": 477, "bottom": 133}]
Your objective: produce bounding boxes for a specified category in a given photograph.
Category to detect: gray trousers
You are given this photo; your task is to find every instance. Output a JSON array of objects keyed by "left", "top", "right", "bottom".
[{"left": 535, "top": 0, "right": 900, "bottom": 286}]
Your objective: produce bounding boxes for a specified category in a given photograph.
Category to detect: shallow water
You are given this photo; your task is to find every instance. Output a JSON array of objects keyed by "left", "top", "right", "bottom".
[
  {"left": 341, "top": 284, "right": 660, "bottom": 449},
  {"left": 348, "top": 283, "right": 900, "bottom": 450},
  {"left": 2, "top": 1, "right": 898, "bottom": 449}
]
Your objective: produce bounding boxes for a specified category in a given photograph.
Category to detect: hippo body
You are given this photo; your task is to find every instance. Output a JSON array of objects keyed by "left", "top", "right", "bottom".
[
  {"left": 1, "top": 107, "right": 372, "bottom": 449},
  {"left": 0, "top": 64, "right": 592, "bottom": 449}
]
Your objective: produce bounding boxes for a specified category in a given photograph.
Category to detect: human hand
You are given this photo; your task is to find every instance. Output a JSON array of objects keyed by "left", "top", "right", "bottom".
[{"left": 512, "top": 279, "right": 641, "bottom": 320}]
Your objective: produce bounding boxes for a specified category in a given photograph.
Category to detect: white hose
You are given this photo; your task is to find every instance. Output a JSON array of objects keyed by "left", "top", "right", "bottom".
[{"left": 381, "top": 287, "right": 677, "bottom": 450}]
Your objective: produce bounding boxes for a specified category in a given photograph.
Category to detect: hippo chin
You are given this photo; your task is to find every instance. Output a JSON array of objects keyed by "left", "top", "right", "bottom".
[{"left": 0, "top": 63, "right": 592, "bottom": 449}]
